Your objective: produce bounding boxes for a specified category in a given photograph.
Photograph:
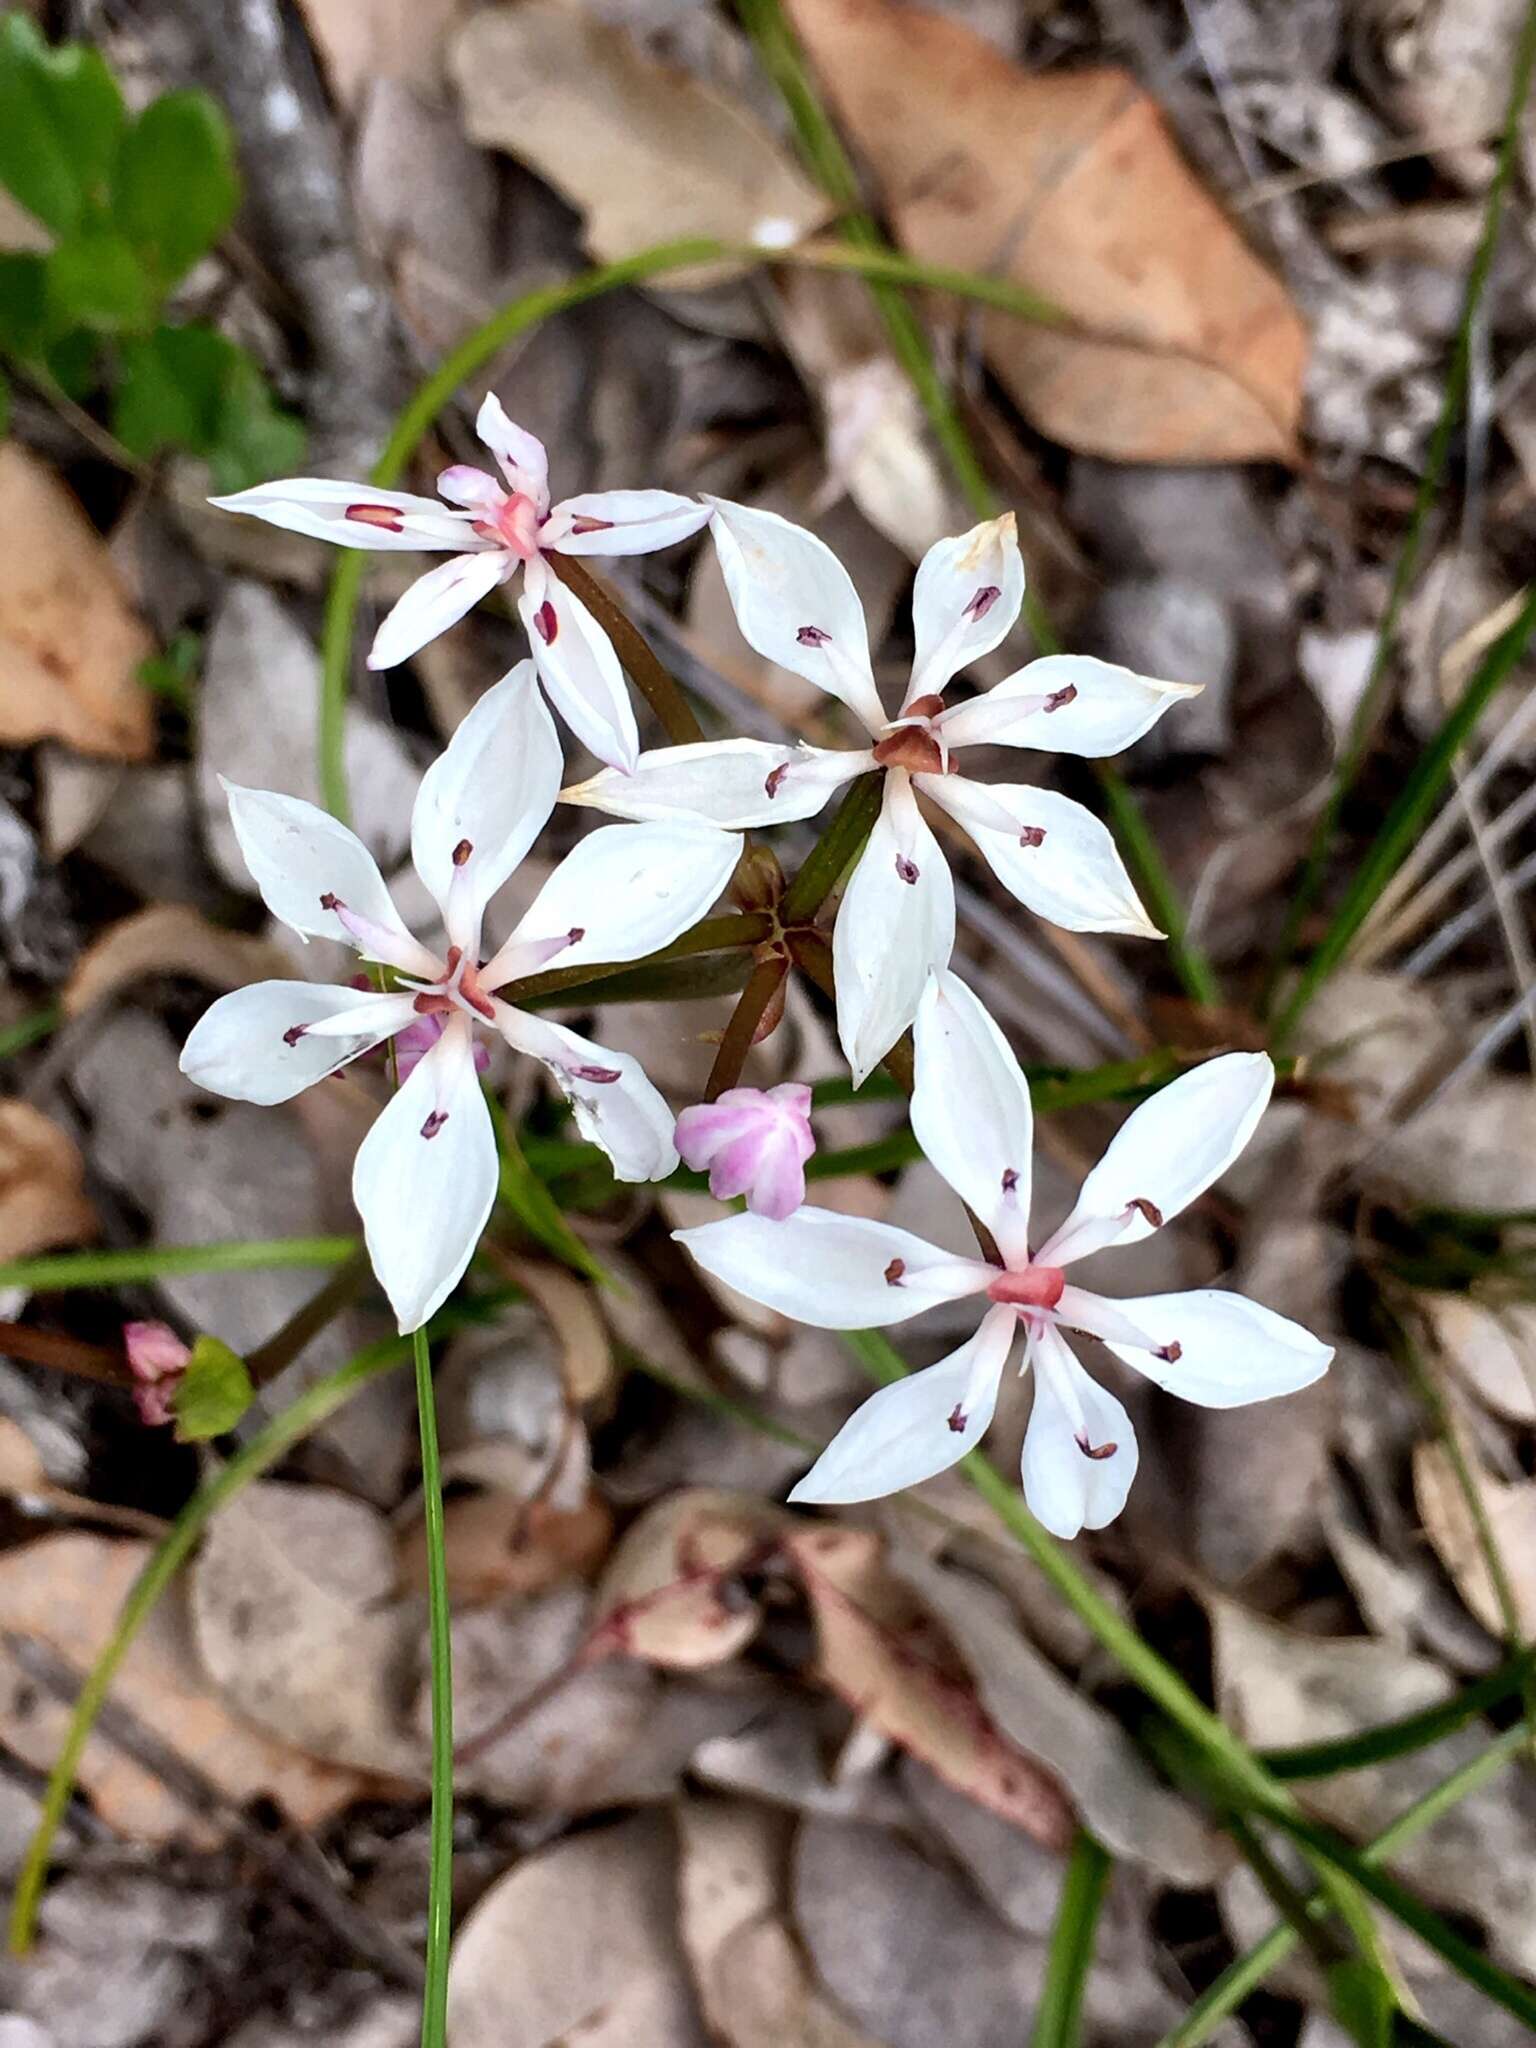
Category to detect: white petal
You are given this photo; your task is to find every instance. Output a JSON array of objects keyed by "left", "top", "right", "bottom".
[
  {"left": 352, "top": 1020, "right": 498, "bottom": 1332},
  {"left": 367, "top": 550, "right": 510, "bottom": 670},
  {"left": 1094, "top": 1288, "right": 1333, "bottom": 1408},
  {"left": 1021, "top": 1325, "right": 1138, "bottom": 1539},
  {"left": 497, "top": 1008, "right": 678, "bottom": 1181},
  {"left": 562, "top": 739, "right": 868, "bottom": 829},
  {"left": 673, "top": 1206, "right": 990, "bottom": 1328},
  {"left": 912, "top": 969, "right": 1034, "bottom": 1263},
  {"left": 1039, "top": 1052, "right": 1275, "bottom": 1267},
  {"left": 938, "top": 654, "right": 1203, "bottom": 757},
  {"left": 409, "top": 663, "right": 561, "bottom": 944},
  {"left": 488, "top": 822, "right": 741, "bottom": 985},
  {"left": 926, "top": 777, "right": 1159, "bottom": 938},
  {"left": 221, "top": 781, "right": 437, "bottom": 972},
  {"left": 834, "top": 774, "right": 955, "bottom": 1087},
  {"left": 544, "top": 489, "right": 710, "bottom": 557},
  {"left": 208, "top": 478, "right": 482, "bottom": 553},
  {"left": 704, "top": 497, "right": 886, "bottom": 735},
  {"left": 435, "top": 464, "right": 504, "bottom": 511},
  {"left": 179, "top": 982, "right": 408, "bottom": 1105},
  {"left": 475, "top": 394, "right": 550, "bottom": 509},
  {"left": 519, "top": 563, "right": 640, "bottom": 773},
  {"left": 908, "top": 515, "right": 1026, "bottom": 701},
  {"left": 788, "top": 1306, "right": 1016, "bottom": 1504}
]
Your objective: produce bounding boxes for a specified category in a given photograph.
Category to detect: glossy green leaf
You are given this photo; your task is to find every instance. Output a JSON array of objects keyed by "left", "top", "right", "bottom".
[
  {"left": 114, "top": 321, "right": 227, "bottom": 454},
  {"left": 0, "top": 251, "right": 50, "bottom": 358},
  {"left": 171, "top": 1335, "right": 254, "bottom": 1441},
  {"left": 0, "top": 15, "right": 125, "bottom": 236},
  {"left": 113, "top": 90, "right": 238, "bottom": 284},
  {"left": 45, "top": 230, "right": 155, "bottom": 333},
  {"left": 207, "top": 346, "right": 305, "bottom": 491}
]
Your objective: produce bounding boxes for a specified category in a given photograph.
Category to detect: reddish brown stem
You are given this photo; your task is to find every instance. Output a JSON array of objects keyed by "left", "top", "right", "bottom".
[
  {"left": 0, "top": 1321, "right": 129, "bottom": 1389},
  {"left": 704, "top": 954, "right": 791, "bottom": 1101},
  {"left": 546, "top": 553, "right": 705, "bottom": 746}
]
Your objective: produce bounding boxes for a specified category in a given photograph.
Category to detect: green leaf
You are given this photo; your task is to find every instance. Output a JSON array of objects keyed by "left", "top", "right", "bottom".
[
  {"left": 113, "top": 90, "right": 238, "bottom": 285},
  {"left": 0, "top": 251, "right": 50, "bottom": 357},
  {"left": 207, "top": 346, "right": 305, "bottom": 491},
  {"left": 45, "top": 230, "right": 155, "bottom": 333},
  {"left": 170, "top": 1335, "right": 254, "bottom": 1442},
  {"left": 0, "top": 15, "right": 124, "bottom": 236},
  {"left": 113, "top": 322, "right": 231, "bottom": 456},
  {"left": 0, "top": 365, "right": 8, "bottom": 439},
  {"left": 1330, "top": 1960, "right": 1397, "bottom": 2048},
  {"left": 137, "top": 629, "right": 200, "bottom": 712},
  {"left": 489, "top": 1096, "right": 607, "bottom": 1283},
  {"left": 41, "top": 326, "right": 98, "bottom": 400}
]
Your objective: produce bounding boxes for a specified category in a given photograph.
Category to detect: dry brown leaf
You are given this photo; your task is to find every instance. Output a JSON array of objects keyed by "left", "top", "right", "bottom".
[
  {"left": 0, "top": 1101, "right": 97, "bottom": 1263},
  {"left": 786, "top": 1525, "right": 1076, "bottom": 1851},
  {"left": 447, "top": 1811, "right": 710, "bottom": 2047},
  {"left": 451, "top": 2, "right": 831, "bottom": 280},
  {"left": 592, "top": 1487, "right": 788, "bottom": 1669},
  {"left": 492, "top": 1251, "right": 613, "bottom": 1406},
  {"left": 63, "top": 904, "right": 296, "bottom": 1020},
  {"left": 297, "top": 0, "right": 466, "bottom": 108},
  {"left": 1413, "top": 1439, "right": 1536, "bottom": 1638},
  {"left": 1421, "top": 1293, "right": 1536, "bottom": 1425},
  {"left": 0, "top": 1532, "right": 366, "bottom": 1843},
  {"left": 400, "top": 1486, "right": 613, "bottom": 1603},
  {"left": 784, "top": 0, "right": 1308, "bottom": 463},
  {"left": 0, "top": 445, "right": 153, "bottom": 759}
]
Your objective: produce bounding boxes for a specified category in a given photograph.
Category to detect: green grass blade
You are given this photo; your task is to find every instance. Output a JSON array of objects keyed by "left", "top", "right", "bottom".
[
  {"left": 0, "top": 1236, "right": 357, "bottom": 1292},
  {"left": 1029, "top": 1831, "right": 1113, "bottom": 2048},
  {"left": 412, "top": 1324, "right": 453, "bottom": 2048},
  {"left": 1261, "top": 1648, "right": 1535, "bottom": 1779}
]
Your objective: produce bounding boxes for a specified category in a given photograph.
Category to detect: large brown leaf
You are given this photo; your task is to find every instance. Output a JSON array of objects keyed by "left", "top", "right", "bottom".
[{"left": 784, "top": 0, "right": 1307, "bottom": 463}]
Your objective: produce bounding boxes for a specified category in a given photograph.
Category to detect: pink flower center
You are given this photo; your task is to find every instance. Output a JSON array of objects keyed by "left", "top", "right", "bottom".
[
  {"left": 986, "top": 1264, "right": 1066, "bottom": 1310},
  {"left": 484, "top": 492, "right": 542, "bottom": 560}
]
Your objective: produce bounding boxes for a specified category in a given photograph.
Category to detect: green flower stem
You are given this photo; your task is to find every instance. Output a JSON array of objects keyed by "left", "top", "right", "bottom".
[
  {"left": 1265, "top": 0, "right": 1536, "bottom": 1009},
  {"left": 1094, "top": 768, "right": 1222, "bottom": 1011},
  {"left": 1028, "top": 1830, "right": 1113, "bottom": 2048},
  {"left": 8, "top": 1331, "right": 413, "bottom": 1955},
  {"left": 1260, "top": 1647, "right": 1535, "bottom": 1780},
  {"left": 1159, "top": 1723, "right": 1530, "bottom": 2047},
  {"left": 0, "top": 1236, "right": 357, "bottom": 1293},
  {"left": 779, "top": 774, "right": 884, "bottom": 925},
  {"left": 412, "top": 1324, "right": 453, "bottom": 2048},
  {"left": 498, "top": 911, "right": 771, "bottom": 1007}
]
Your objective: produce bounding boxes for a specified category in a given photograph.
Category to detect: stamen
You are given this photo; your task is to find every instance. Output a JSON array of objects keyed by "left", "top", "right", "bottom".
[
  {"left": 569, "top": 1063, "right": 621, "bottom": 1083},
  {"left": 1001, "top": 1167, "right": 1019, "bottom": 1194},
  {"left": 884, "top": 1258, "right": 905, "bottom": 1286},
  {"left": 421, "top": 1111, "right": 449, "bottom": 1140},
  {"left": 764, "top": 763, "right": 789, "bottom": 799},
  {"left": 1075, "top": 1432, "right": 1118, "bottom": 1462},
  {"left": 1127, "top": 1197, "right": 1164, "bottom": 1228},
  {"left": 1153, "top": 1341, "right": 1182, "bottom": 1364},
  {"left": 963, "top": 584, "right": 1001, "bottom": 621},
  {"left": 534, "top": 600, "right": 559, "bottom": 644},
  {"left": 947, "top": 1404, "right": 967, "bottom": 1434},
  {"left": 282, "top": 1024, "right": 307, "bottom": 1047},
  {"left": 346, "top": 503, "right": 405, "bottom": 532},
  {"left": 1043, "top": 684, "right": 1078, "bottom": 714},
  {"left": 1017, "top": 826, "right": 1046, "bottom": 849},
  {"left": 894, "top": 854, "right": 920, "bottom": 885},
  {"left": 452, "top": 838, "right": 473, "bottom": 867},
  {"left": 796, "top": 625, "right": 831, "bottom": 647},
  {"left": 319, "top": 892, "right": 340, "bottom": 911}
]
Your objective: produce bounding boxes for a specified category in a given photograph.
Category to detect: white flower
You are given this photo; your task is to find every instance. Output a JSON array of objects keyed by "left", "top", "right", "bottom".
[
  {"left": 565, "top": 500, "right": 1200, "bottom": 1082},
  {"left": 676, "top": 970, "right": 1331, "bottom": 1538},
  {"left": 180, "top": 669, "right": 741, "bottom": 1333},
  {"left": 209, "top": 394, "right": 710, "bottom": 772}
]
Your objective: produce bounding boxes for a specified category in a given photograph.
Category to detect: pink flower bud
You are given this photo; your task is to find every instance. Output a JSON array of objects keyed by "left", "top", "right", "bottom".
[
  {"left": 675, "top": 1083, "right": 815, "bottom": 1222},
  {"left": 123, "top": 1320, "right": 191, "bottom": 1428}
]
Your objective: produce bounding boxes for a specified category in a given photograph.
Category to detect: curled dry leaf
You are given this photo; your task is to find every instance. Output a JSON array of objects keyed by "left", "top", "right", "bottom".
[
  {"left": 447, "top": 1810, "right": 710, "bottom": 2048},
  {"left": 451, "top": 2, "right": 831, "bottom": 281},
  {"left": 0, "top": 446, "right": 153, "bottom": 760},
  {"left": 1413, "top": 1438, "right": 1536, "bottom": 1638},
  {"left": 0, "top": 1101, "right": 97, "bottom": 1263},
  {"left": 785, "top": 1524, "right": 1077, "bottom": 1851},
  {"left": 592, "top": 1487, "right": 789, "bottom": 1670},
  {"left": 296, "top": 0, "right": 466, "bottom": 108},
  {"left": 894, "top": 1550, "right": 1223, "bottom": 1884},
  {"left": 63, "top": 904, "right": 297, "bottom": 1019},
  {"left": 494, "top": 1251, "right": 613, "bottom": 1406},
  {"left": 784, "top": 0, "right": 1308, "bottom": 463},
  {"left": 0, "top": 1533, "right": 365, "bottom": 1844},
  {"left": 1421, "top": 1293, "right": 1536, "bottom": 1425},
  {"left": 400, "top": 1485, "right": 614, "bottom": 1604}
]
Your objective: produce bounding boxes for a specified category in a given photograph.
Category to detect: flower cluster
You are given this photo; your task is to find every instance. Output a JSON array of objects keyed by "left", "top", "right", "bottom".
[{"left": 193, "top": 393, "right": 1331, "bottom": 1532}]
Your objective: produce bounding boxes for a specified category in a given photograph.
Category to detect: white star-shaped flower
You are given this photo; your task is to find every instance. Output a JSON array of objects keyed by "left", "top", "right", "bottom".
[
  {"left": 179, "top": 669, "right": 740, "bottom": 1332},
  {"left": 677, "top": 970, "right": 1331, "bottom": 1538},
  {"left": 565, "top": 500, "right": 1200, "bottom": 1082},
  {"left": 210, "top": 394, "right": 709, "bottom": 771}
]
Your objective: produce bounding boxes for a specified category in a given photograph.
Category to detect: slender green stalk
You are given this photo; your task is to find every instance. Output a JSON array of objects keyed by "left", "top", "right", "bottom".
[
  {"left": 1028, "top": 1832, "right": 1113, "bottom": 2048},
  {"left": 1273, "top": 583, "right": 1536, "bottom": 1042},
  {"left": 1095, "top": 769, "right": 1222, "bottom": 1009},
  {"left": 8, "top": 1332, "right": 412, "bottom": 1953},
  {"left": 412, "top": 1324, "right": 453, "bottom": 2048},
  {"left": 1266, "top": 0, "right": 1536, "bottom": 1006},
  {"left": 0, "top": 1002, "right": 62, "bottom": 1061},
  {"left": 0, "top": 1236, "right": 357, "bottom": 1292},
  {"left": 496, "top": 911, "right": 771, "bottom": 1008},
  {"left": 1159, "top": 1725, "right": 1529, "bottom": 2046},
  {"left": 779, "top": 773, "right": 884, "bottom": 924}
]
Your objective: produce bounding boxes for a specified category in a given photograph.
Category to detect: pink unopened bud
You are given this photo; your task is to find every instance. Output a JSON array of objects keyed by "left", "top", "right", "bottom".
[
  {"left": 675, "top": 1083, "right": 815, "bottom": 1222},
  {"left": 123, "top": 1321, "right": 191, "bottom": 1428}
]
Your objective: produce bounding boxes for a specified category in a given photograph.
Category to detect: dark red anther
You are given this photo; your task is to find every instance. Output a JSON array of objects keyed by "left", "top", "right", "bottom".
[
  {"left": 1153, "top": 1341, "right": 1182, "bottom": 1364},
  {"left": 282, "top": 1024, "right": 307, "bottom": 1047},
  {"left": 319, "top": 892, "right": 341, "bottom": 911},
  {"left": 421, "top": 1110, "right": 449, "bottom": 1140},
  {"left": 1076, "top": 1433, "right": 1118, "bottom": 1461},
  {"left": 570, "top": 1063, "right": 622, "bottom": 1083},
  {"left": 1128, "top": 1197, "right": 1164, "bottom": 1228},
  {"left": 884, "top": 1258, "right": 906, "bottom": 1286},
  {"left": 346, "top": 502, "right": 405, "bottom": 532},
  {"left": 764, "top": 762, "right": 789, "bottom": 799},
  {"left": 963, "top": 584, "right": 1001, "bottom": 621},
  {"left": 568, "top": 926, "right": 585, "bottom": 944},
  {"left": 796, "top": 625, "right": 831, "bottom": 647},
  {"left": 534, "top": 600, "right": 559, "bottom": 644},
  {"left": 568, "top": 516, "right": 614, "bottom": 534},
  {"left": 947, "top": 1404, "right": 968, "bottom": 1434},
  {"left": 1001, "top": 1167, "right": 1019, "bottom": 1194},
  {"left": 452, "top": 838, "right": 473, "bottom": 867},
  {"left": 1018, "top": 825, "right": 1046, "bottom": 849},
  {"left": 1043, "top": 684, "right": 1078, "bottom": 714},
  {"left": 894, "top": 854, "right": 920, "bottom": 885}
]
